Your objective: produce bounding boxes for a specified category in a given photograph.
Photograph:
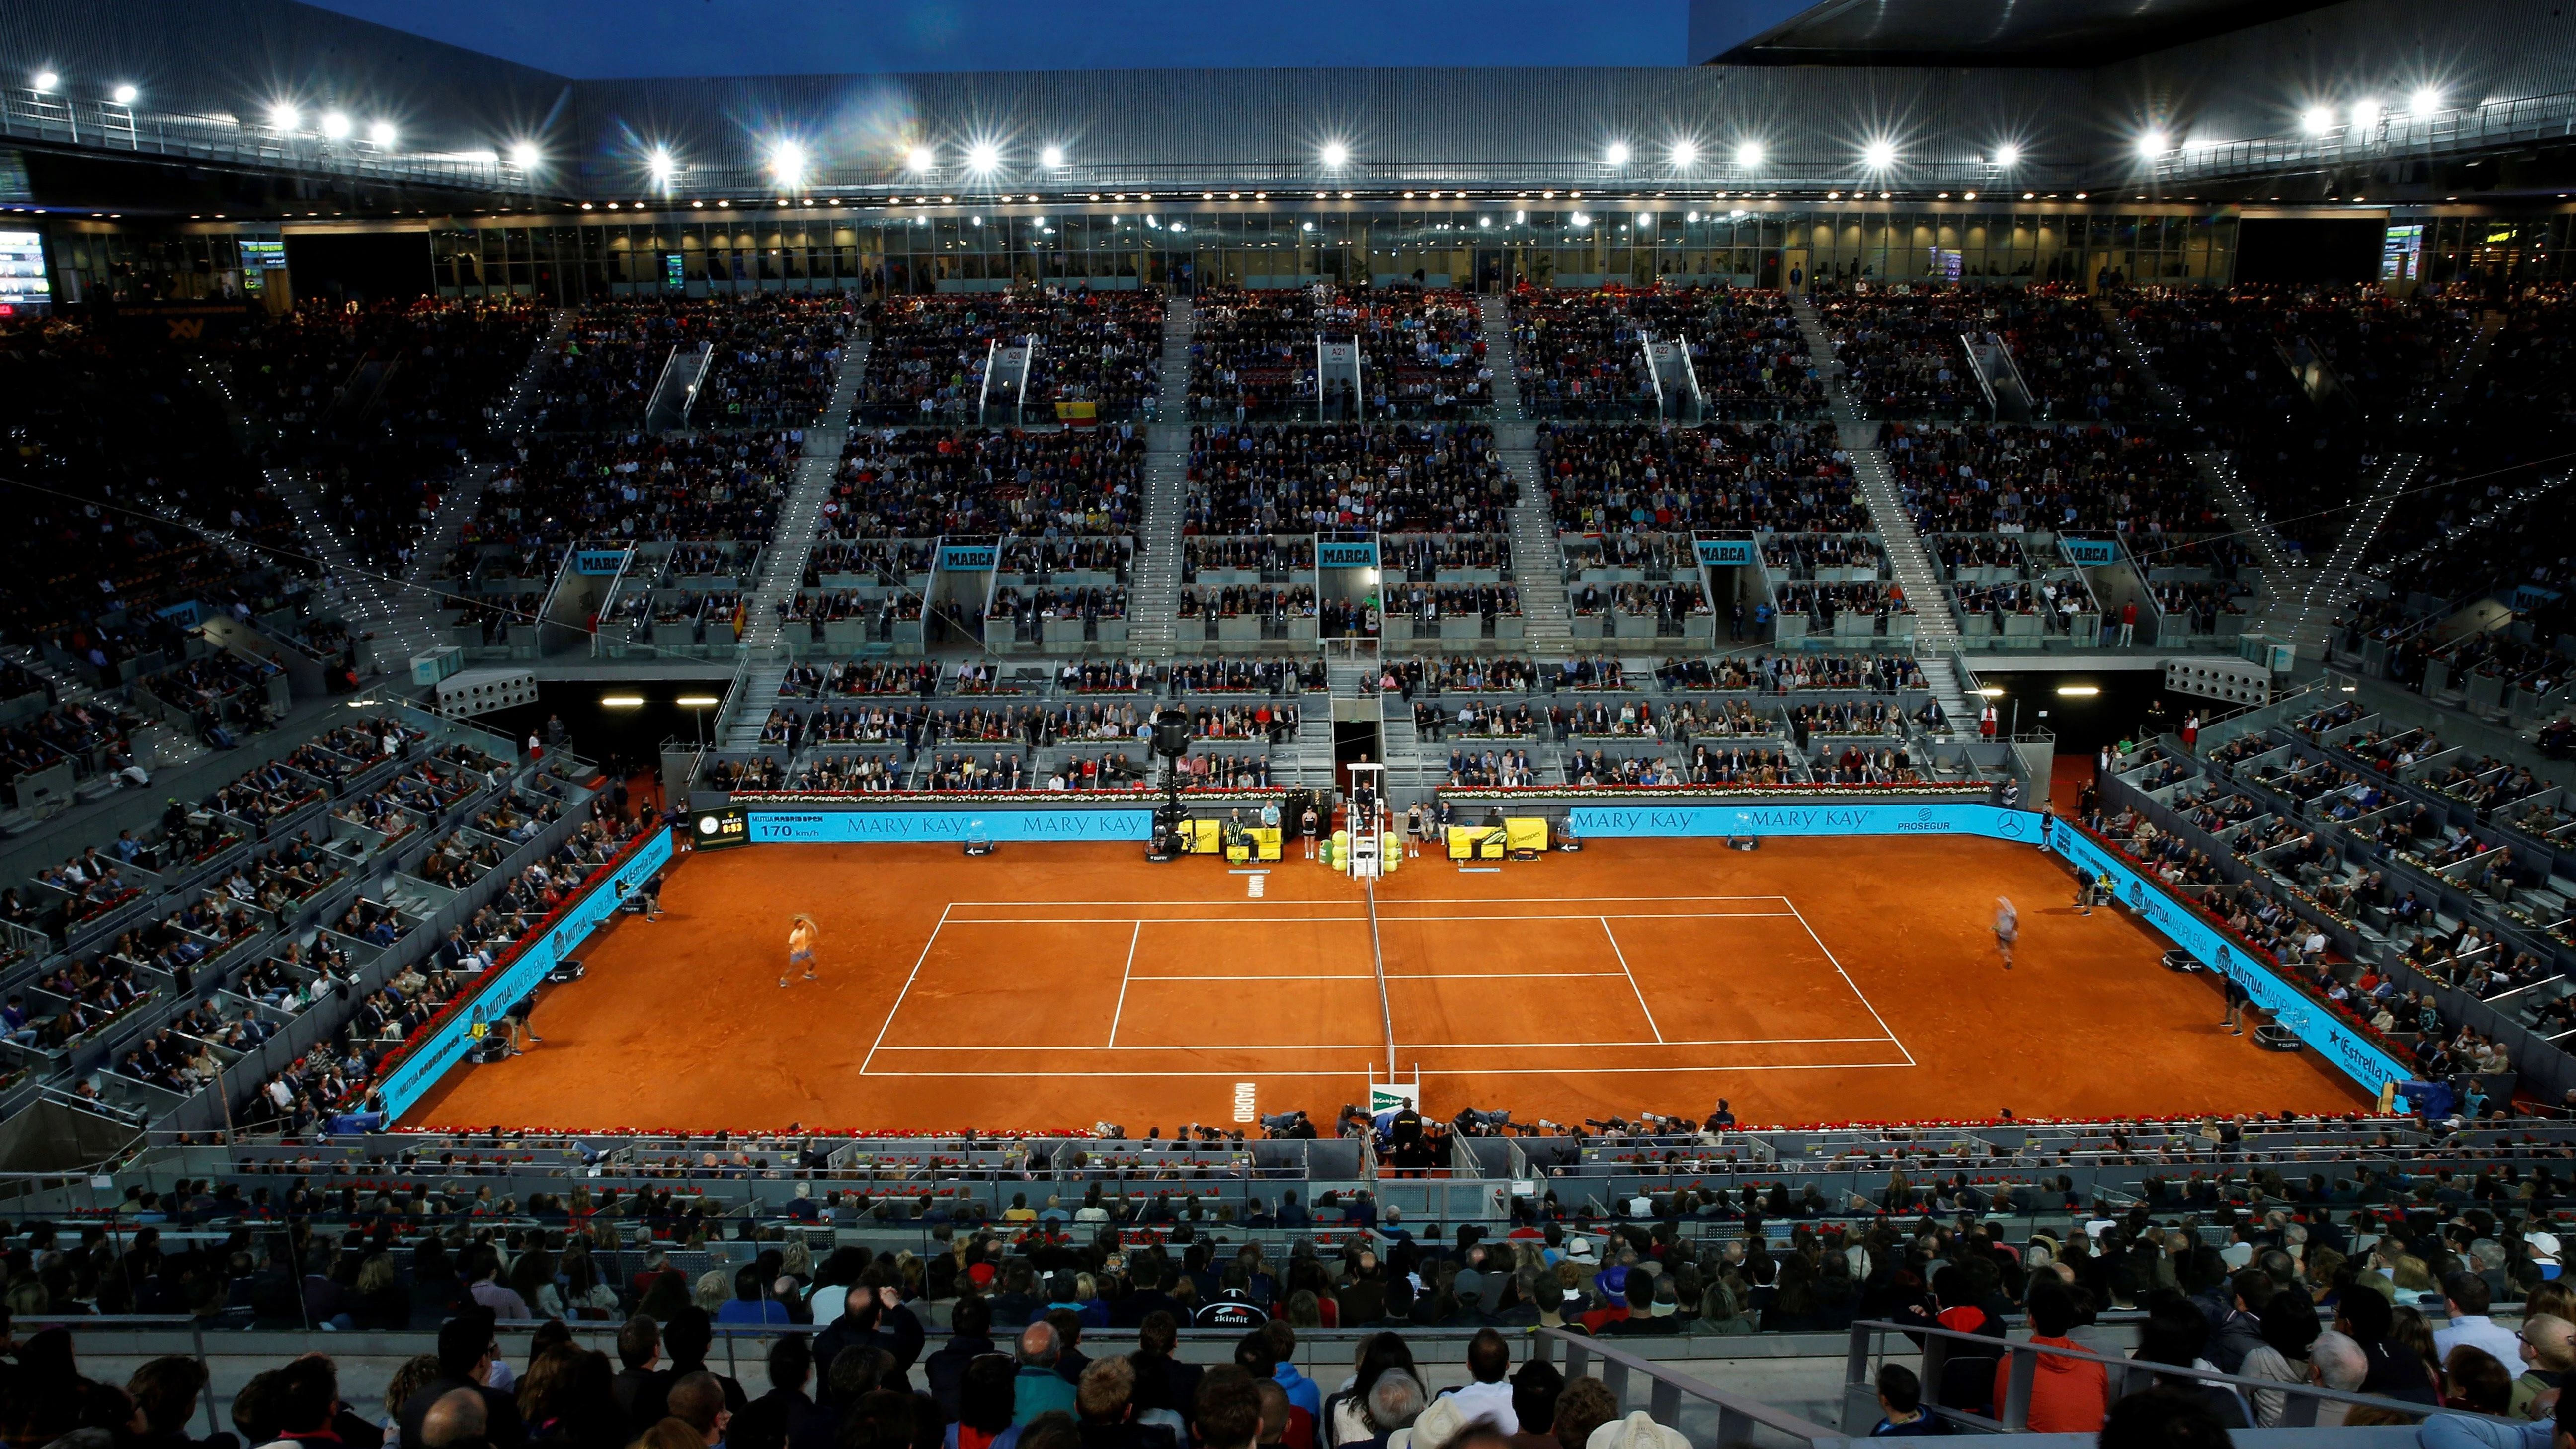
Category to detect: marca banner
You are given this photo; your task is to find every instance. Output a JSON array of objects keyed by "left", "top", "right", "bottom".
[
  {"left": 940, "top": 543, "right": 998, "bottom": 570},
  {"left": 1693, "top": 539, "right": 1755, "bottom": 566},
  {"left": 573, "top": 548, "right": 632, "bottom": 576},
  {"left": 373, "top": 827, "right": 675, "bottom": 1121},
  {"left": 748, "top": 809, "right": 1152, "bottom": 843},
  {"left": 1318, "top": 541, "right": 1378, "bottom": 569},
  {"left": 2060, "top": 538, "right": 2120, "bottom": 566}
]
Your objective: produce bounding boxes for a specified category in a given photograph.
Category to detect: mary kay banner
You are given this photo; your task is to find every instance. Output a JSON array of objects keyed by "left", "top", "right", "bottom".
[{"left": 748, "top": 809, "right": 1153, "bottom": 843}]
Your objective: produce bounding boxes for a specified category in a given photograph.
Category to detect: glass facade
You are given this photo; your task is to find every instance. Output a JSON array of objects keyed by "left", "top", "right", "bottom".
[
  {"left": 421, "top": 203, "right": 2262, "bottom": 303},
  {"left": 48, "top": 228, "right": 274, "bottom": 305}
]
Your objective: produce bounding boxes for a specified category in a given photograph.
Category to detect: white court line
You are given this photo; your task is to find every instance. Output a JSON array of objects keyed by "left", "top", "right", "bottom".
[
  {"left": 1784, "top": 896, "right": 1917, "bottom": 1068},
  {"left": 1105, "top": 920, "right": 1142, "bottom": 1046},
  {"left": 1127, "top": 972, "right": 1632, "bottom": 981},
  {"left": 944, "top": 912, "right": 1799, "bottom": 925},
  {"left": 1599, "top": 917, "right": 1664, "bottom": 1043},
  {"left": 868, "top": 1037, "right": 1891, "bottom": 1050},
  {"left": 864, "top": 1060, "right": 1915, "bottom": 1078},
  {"left": 940, "top": 894, "right": 1794, "bottom": 906},
  {"left": 859, "top": 901, "right": 951, "bottom": 1074}
]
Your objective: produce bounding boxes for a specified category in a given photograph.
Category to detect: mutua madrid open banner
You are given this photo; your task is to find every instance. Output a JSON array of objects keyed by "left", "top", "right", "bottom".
[
  {"left": 1566, "top": 801, "right": 2411, "bottom": 1099},
  {"left": 372, "top": 827, "right": 675, "bottom": 1121}
]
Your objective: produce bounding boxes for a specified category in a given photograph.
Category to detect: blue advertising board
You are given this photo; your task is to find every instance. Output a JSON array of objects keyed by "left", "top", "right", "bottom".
[
  {"left": 749, "top": 809, "right": 1152, "bottom": 843},
  {"left": 2060, "top": 538, "right": 2120, "bottom": 566},
  {"left": 573, "top": 548, "right": 631, "bottom": 576},
  {"left": 940, "top": 543, "right": 998, "bottom": 570},
  {"left": 1693, "top": 539, "right": 1755, "bottom": 566},
  {"left": 2038, "top": 817, "right": 2412, "bottom": 1099},
  {"left": 1567, "top": 801, "right": 2029, "bottom": 840},
  {"left": 373, "top": 827, "right": 675, "bottom": 1120},
  {"left": 1318, "top": 541, "right": 1378, "bottom": 568}
]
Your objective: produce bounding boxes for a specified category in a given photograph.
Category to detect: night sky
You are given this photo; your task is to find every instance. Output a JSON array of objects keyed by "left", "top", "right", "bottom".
[{"left": 299, "top": 0, "right": 1694, "bottom": 78}]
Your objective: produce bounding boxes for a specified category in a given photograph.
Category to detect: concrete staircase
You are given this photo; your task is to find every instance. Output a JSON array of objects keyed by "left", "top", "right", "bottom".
[
  {"left": 1481, "top": 296, "right": 1571, "bottom": 656},
  {"left": 720, "top": 662, "right": 793, "bottom": 749},
  {"left": 270, "top": 468, "right": 391, "bottom": 639},
  {"left": 1790, "top": 295, "right": 1961, "bottom": 650},
  {"left": 367, "top": 307, "right": 575, "bottom": 673},
  {"left": 1916, "top": 652, "right": 1974, "bottom": 738},
  {"left": 1127, "top": 300, "right": 1195, "bottom": 653},
  {"left": 1378, "top": 705, "right": 1431, "bottom": 798},
  {"left": 741, "top": 339, "right": 867, "bottom": 655},
  {"left": 1294, "top": 682, "right": 1336, "bottom": 787},
  {"left": 2262, "top": 451, "right": 2424, "bottom": 656}
]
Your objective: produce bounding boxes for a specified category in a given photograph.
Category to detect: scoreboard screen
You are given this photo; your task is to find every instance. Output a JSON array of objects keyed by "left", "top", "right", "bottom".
[{"left": 691, "top": 805, "right": 750, "bottom": 850}]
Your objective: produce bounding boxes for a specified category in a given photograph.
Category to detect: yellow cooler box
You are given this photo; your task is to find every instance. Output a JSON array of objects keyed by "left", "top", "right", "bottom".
[{"left": 1505, "top": 817, "right": 1550, "bottom": 853}]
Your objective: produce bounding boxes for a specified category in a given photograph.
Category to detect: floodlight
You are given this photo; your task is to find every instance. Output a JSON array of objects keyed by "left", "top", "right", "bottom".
[
  {"left": 906, "top": 145, "right": 935, "bottom": 172},
  {"left": 966, "top": 141, "right": 1000, "bottom": 172},
  {"left": 1734, "top": 140, "right": 1763, "bottom": 168},
  {"left": 649, "top": 149, "right": 675, "bottom": 180},
  {"left": 771, "top": 141, "right": 807, "bottom": 185},
  {"left": 1862, "top": 139, "right": 1897, "bottom": 169},
  {"left": 1040, "top": 144, "right": 1065, "bottom": 168},
  {"left": 1605, "top": 141, "right": 1630, "bottom": 166},
  {"left": 2408, "top": 87, "right": 2442, "bottom": 119},
  {"left": 1321, "top": 141, "right": 1349, "bottom": 168},
  {"left": 368, "top": 120, "right": 396, "bottom": 146},
  {"left": 31, "top": 72, "right": 56, "bottom": 94},
  {"left": 510, "top": 141, "right": 541, "bottom": 168},
  {"left": 109, "top": 84, "right": 135, "bottom": 105},
  {"left": 1670, "top": 140, "right": 1698, "bottom": 166},
  {"left": 1994, "top": 143, "right": 2022, "bottom": 166},
  {"left": 320, "top": 111, "right": 350, "bottom": 139},
  {"left": 2301, "top": 105, "right": 2335, "bottom": 135},
  {"left": 2138, "top": 129, "right": 2169, "bottom": 157},
  {"left": 268, "top": 102, "right": 299, "bottom": 130},
  {"left": 2350, "top": 97, "right": 2383, "bottom": 128}
]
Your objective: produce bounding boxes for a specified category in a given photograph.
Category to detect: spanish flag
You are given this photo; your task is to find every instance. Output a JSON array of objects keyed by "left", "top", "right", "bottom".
[
  {"left": 731, "top": 598, "right": 748, "bottom": 640},
  {"left": 1054, "top": 400, "right": 1098, "bottom": 429}
]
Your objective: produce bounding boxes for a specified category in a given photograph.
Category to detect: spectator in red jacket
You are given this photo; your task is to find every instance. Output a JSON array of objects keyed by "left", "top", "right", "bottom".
[{"left": 1996, "top": 1280, "right": 2106, "bottom": 1434}]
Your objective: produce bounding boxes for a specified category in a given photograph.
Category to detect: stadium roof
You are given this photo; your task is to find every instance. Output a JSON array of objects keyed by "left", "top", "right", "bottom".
[{"left": 1696, "top": 0, "right": 2348, "bottom": 66}]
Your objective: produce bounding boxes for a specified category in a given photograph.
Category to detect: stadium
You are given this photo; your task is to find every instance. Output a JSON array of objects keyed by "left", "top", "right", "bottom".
[{"left": 0, "top": 0, "right": 2567, "bottom": 1440}]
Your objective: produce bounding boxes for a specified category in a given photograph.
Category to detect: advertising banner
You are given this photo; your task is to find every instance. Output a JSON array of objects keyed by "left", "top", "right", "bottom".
[
  {"left": 1693, "top": 539, "right": 1755, "bottom": 566},
  {"left": 1319, "top": 541, "right": 1379, "bottom": 569},
  {"left": 2060, "top": 539, "right": 2120, "bottom": 566},
  {"left": 940, "top": 543, "right": 998, "bottom": 570},
  {"left": 374, "top": 828, "right": 675, "bottom": 1120},
  {"left": 747, "top": 809, "right": 1153, "bottom": 843}
]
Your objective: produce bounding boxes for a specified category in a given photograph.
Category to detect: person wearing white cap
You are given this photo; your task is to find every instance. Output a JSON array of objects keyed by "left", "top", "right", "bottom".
[
  {"left": 2533, "top": 1230, "right": 2564, "bottom": 1282},
  {"left": 1585, "top": 1409, "right": 1690, "bottom": 1449}
]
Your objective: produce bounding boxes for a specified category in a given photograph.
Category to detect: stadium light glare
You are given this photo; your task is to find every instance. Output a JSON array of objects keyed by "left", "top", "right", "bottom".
[
  {"left": 599, "top": 696, "right": 645, "bottom": 708},
  {"left": 509, "top": 141, "right": 541, "bottom": 169},
  {"left": 1669, "top": 139, "right": 1697, "bottom": 166},
  {"left": 675, "top": 696, "right": 720, "bottom": 707},
  {"left": 1976, "top": 686, "right": 2006, "bottom": 697},
  {"left": 30, "top": 72, "right": 55, "bottom": 94},
  {"left": 1040, "top": 144, "right": 1065, "bottom": 168},
  {"left": 1862, "top": 139, "right": 1897, "bottom": 169},
  {"left": 2137, "top": 129, "right": 2169, "bottom": 157},
  {"left": 2409, "top": 86, "right": 2442, "bottom": 118},
  {"left": 1604, "top": 141, "right": 1630, "bottom": 166},
  {"left": 2055, "top": 685, "right": 2100, "bottom": 697},
  {"left": 966, "top": 141, "right": 1001, "bottom": 172},
  {"left": 109, "top": 84, "right": 135, "bottom": 105},
  {"left": 320, "top": 111, "right": 350, "bottom": 139},
  {"left": 1733, "top": 140, "right": 1763, "bottom": 168},
  {"left": 769, "top": 140, "right": 808, "bottom": 185},
  {"left": 268, "top": 102, "right": 299, "bottom": 130},
  {"left": 1993, "top": 143, "right": 2022, "bottom": 166},
  {"left": 1320, "top": 141, "right": 1349, "bottom": 168},
  {"left": 368, "top": 120, "right": 396, "bottom": 147},
  {"left": 2301, "top": 105, "right": 2336, "bottom": 135},
  {"left": 906, "top": 145, "right": 935, "bottom": 172},
  {"left": 2350, "top": 96, "right": 2383, "bottom": 128},
  {"left": 649, "top": 149, "right": 675, "bottom": 180}
]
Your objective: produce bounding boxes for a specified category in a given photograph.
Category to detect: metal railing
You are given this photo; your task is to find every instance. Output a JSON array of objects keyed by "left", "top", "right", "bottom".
[
  {"left": 0, "top": 87, "right": 524, "bottom": 192},
  {"left": 1536, "top": 1325, "right": 1843, "bottom": 1448},
  {"left": 2154, "top": 88, "right": 2576, "bottom": 185},
  {"left": 1845, "top": 1316, "right": 2508, "bottom": 1434}
]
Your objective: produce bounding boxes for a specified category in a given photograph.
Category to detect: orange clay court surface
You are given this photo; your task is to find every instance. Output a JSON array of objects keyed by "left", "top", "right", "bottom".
[{"left": 402, "top": 836, "right": 2371, "bottom": 1134}]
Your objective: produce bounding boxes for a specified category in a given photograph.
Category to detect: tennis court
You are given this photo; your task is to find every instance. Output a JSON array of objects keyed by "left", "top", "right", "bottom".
[{"left": 402, "top": 835, "right": 2368, "bottom": 1134}]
